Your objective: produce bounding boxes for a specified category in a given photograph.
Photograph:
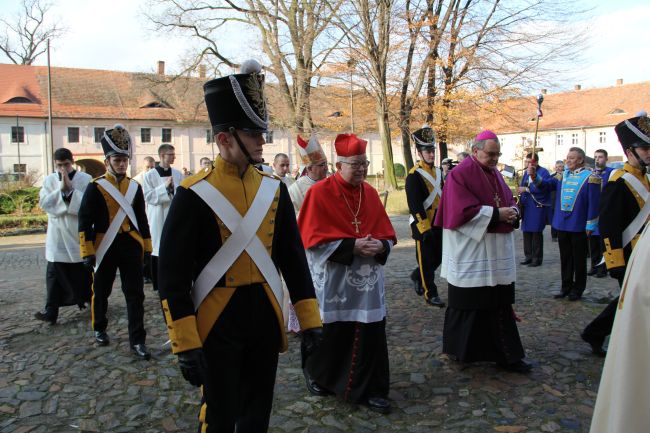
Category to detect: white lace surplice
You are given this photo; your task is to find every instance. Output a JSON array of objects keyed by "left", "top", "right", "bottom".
[{"left": 305, "top": 240, "right": 392, "bottom": 324}]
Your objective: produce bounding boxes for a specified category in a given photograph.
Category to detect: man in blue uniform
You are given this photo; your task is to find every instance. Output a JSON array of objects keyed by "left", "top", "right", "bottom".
[
  {"left": 529, "top": 147, "right": 599, "bottom": 301},
  {"left": 405, "top": 126, "right": 445, "bottom": 307},
  {"left": 517, "top": 152, "right": 551, "bottom": 267},
  {"left": 587, "top": 149, "right": 614, "bottom": 278},
  {"left": 581, "top": 114, "right": 650, "bottom": 356},
  {"left": 549, "top": 160, "right": 564, "bottom": 242}
]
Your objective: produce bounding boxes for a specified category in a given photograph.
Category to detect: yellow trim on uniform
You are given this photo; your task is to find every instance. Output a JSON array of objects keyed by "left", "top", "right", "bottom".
[
  {"left": 588, "top": 174, "right": 602, "bottom": 184},
  {"left": 196, "top": 287, "right": 236, "bottom": 342},
  {"left": 416, "top": 240, "right": 430, "bottom": 299},
  {"left": 161, "top": 299, "right": 202, "bottom": 354},
  {"left": 143, "top": 238, "right": 152, "bottom": 253},
  {"left": 293, "top": 298, "right": 322, "bottom": 331},
  {"left": 603, "top": 238, "right": 625, "bottom": 269},
  {"left": 199, "top": 402, "right": 208, "bottom": 431},
  {"left": 416, "top": 214, "right": 431, "bottom": 234},
  {"left": 79, "top": 231, "right": 95, "bottom": 258}
]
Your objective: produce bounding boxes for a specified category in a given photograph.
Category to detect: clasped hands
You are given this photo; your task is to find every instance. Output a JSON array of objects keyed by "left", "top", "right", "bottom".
[
  {"left": 498, "top": 207, "right": 519, "bottom": 225},
  {"left": 353, "top": 235, "right": 385, "bottom": 257}
]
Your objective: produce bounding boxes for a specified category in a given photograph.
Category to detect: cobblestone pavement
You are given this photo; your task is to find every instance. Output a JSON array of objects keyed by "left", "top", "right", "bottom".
[{"left": 0, "top": 218, "right": 618, "bottom": 433}]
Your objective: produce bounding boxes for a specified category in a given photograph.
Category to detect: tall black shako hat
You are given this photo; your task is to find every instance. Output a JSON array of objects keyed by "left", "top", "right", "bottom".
[
  {"left": 615, "top": 112, "right": 650, "bottom": 150},
  {"left": 101, "top": 124, "right": 131, "bottom": 158},
  {"left": 204, "top": 60, "right": 268, "bottom": 134},
  {"left": 412, "top": 126, "right": 436, "bottom": 150}
]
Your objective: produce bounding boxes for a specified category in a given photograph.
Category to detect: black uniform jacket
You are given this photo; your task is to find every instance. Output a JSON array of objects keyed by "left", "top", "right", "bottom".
[
  {"left": 78, "top": 172, "right": 152, "bottom": 259},
  {"left": 600, "top": 162, "right": 650, "bottom": 279},
  {"left": 405, "top": 161, "right": 442, "bottom": 240},
  {"left": 157, "top": 156, "right": 322, "bottom": 355}
]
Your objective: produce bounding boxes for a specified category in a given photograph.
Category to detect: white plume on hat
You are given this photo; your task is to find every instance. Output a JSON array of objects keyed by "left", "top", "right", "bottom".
[
  {"left": 635, "top": 110, "right": 647, "bottom": 117},
  {"left": 239, "top": 59, "right": 262, "bottom": 74}
]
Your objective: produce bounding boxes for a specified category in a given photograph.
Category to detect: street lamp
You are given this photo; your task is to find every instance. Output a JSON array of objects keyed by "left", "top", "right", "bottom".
[{"left": 532, "top": 93, "right": 544, "bottom": 157}]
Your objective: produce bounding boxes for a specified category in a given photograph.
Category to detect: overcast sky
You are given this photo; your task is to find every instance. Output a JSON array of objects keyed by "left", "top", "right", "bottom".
[{"left": 1, "top": 0, "right": 648, "bottom": 92}]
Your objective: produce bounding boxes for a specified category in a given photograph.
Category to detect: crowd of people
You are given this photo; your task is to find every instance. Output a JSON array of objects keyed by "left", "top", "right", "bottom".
[{"left": 32, "top": 58, "right": 649, "bottom": 433}]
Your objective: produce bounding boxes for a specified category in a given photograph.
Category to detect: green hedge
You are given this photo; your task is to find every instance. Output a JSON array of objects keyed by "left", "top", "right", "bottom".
[
  {"left": 0, "top": 187, "right": 40, "bottom": 215},
  {"left": 393, "top": 163, "right": 406, "bottom": 178},
  {"left": 0, "top": 214, "right": 48, "bottom": 230}
]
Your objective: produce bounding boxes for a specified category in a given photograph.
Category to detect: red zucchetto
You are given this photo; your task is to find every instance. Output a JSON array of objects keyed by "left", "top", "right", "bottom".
[{"left": 334, "top": 133, "right": 367, "bottom": 158}]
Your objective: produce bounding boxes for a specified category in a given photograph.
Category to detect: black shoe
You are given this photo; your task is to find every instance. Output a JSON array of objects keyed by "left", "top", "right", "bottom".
[
  {"left": 94, "top": 331, "right": 110, "bottom": 346},
  {"left": 520, "top": 259, "right": 532, "bottom": 265},
  {"left": 366, "top": 396, "right": 391, "bottom": 414},
  {"left": 498, "top": 360, "right": 532, "bottom": 374},
  {"left": 34, "top": 311, "right": 56, "bottom": 325},
  {"left": 580, "top": 333, "right": 606, "bottom": 358},
  {"left": 425, "top": 296, "right": 446, "bottom": 308},
  {"left": 595, "top": 271, "right": 607, "bottom": 278},
  {"left": 568, "top": 291, "right": 582, "bottom": 301},
  {"left": 528, "top": 261, "right": 541, "bottom": 267},
  {"left": 303, "top": 370, "right": 330, "bottom": 396},
  {"left": 410, "top": 272, "right": 424, "bottom": 296},
  {"left": 587, "top": 268, "right": 597, "bottom": 276},
  {"left": 131, "top": 344, "right": 151, "bottom": 360},
  {"left": 554, "top": 291, "right": 569, "bottom": 299}
]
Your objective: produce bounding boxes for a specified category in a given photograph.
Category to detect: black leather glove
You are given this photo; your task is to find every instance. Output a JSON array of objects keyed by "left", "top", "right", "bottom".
[
  {"left": 83, "top": 255, "right": 96, "bottom": 271},
  {"left": 301, "top": 327, "right": 323, "bottom": 368},
  {"left": 177, "top": 349, "right": 207, "bottom": 387}
]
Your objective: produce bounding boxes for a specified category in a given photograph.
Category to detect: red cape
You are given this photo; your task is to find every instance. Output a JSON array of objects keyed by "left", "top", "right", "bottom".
[{"left": 298, "top": 172, "right": 397, "bottom": 249}]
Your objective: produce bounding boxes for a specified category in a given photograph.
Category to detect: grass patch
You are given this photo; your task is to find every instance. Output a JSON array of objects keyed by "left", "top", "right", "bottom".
[{"left": 0, "top": 214, "right": 48, "bottom": 234}]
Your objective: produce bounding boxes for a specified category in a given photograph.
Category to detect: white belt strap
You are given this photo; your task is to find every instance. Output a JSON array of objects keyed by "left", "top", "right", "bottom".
[
  {"left": 94, "top": 180, "right": 138, "bottom": 271},
  {"left": 97, "top": 179, "right": 140, "bottom": 232},
  {"left": 621, "top": 172, "right": 650, "bottom": 247},
  {"left": 190, "top": 177, "right": 282, "bottom": 311},
  {"left": 416, "top": 168, "right": 442, "bottom": 210}
]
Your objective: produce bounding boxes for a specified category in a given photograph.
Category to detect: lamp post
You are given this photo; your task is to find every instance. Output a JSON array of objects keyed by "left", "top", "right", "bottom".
[{"left": 532, "top": 93, "right": 544, "bottom": 157}]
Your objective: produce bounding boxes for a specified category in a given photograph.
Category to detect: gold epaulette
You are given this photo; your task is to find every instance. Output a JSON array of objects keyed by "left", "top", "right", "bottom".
[
  {"left": 588, "top": 174, "right": 602, "bottom": 184},
  {"left": 180, "top": 165, "right": 212, "bottom": 188},
  {"left": 257, "top": 168, "right": 281, "bottom": 181},
  {"left": 91, "top": 174, "right": 107, "bottom": 183},
  {"left": 609, "top": 169, "right": 625, "bottom": 182},
  {"left": 408, "top": 165, "right": 418, "bottom": 175}
]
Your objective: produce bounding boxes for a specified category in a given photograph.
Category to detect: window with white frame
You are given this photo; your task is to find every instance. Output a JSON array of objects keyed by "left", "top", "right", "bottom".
[
  {"left": 11, "top": 126, "right": 25, "bottom": 143},
  {"left": 141, "top": 128, "right": 151, "bottom": 143},
  {"left": 94, "top": 127, "right": 105, "bottom": 143},
  {"left": 162, "top": 128, "right": 172, "bottom": 143},
  {"left": 206, "top": 129, "right": 214, "bottom": 143},
  {"left": 599, "top": 131, "right": 606, "bottom": 143},
  {"left": 68, "top": 127, "right": 80, "bottom": 143},
  {"left": 556, "top": 134, "right": 564, "bottom": 146},
  {"left": 571, "top": 133, "right": 578, "bottom": 145}
]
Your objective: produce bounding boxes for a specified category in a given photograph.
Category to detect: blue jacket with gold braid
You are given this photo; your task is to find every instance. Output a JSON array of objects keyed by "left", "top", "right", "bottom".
[
  {"left": 540, "top": 167, "right": 600, "bottom": 233},
  {"left": 157, "top": 156, "right": 322, "bottom": 354}
]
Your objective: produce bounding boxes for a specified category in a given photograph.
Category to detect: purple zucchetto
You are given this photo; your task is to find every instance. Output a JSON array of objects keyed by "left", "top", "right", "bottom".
[{"left": 475, "top": 130, "right": 498, "bottom": 141}]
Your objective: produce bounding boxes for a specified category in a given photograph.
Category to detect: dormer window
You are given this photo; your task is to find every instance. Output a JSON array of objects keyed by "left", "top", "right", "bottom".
[
  {"left": 141, "top": 101, "right": 172, "bottom": 109},
  {"left": 608, "top": 108, "right": 626, "bottom": 115},
  {"left": 5, "top": 96, "right": 33, "bottom": 104}
]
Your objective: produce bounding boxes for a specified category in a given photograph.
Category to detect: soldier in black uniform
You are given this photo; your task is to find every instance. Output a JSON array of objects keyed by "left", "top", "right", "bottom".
[
  {"left": 78, "top": 124, "right": 152, "bottom": 359},
  {"left": 405, "top": 126, "right": 446, "bottom": 307},
  {"left": 581, "top": 114, "right": 650, "bottom": 356},
  {"left": 157, "top": 60, "right": 323, "bottom": 433}
]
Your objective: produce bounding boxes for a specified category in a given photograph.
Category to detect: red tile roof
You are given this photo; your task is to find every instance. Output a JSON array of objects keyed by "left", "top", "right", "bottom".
[{"left": 481, "top": 81, "right": 650, "bottom": 133}]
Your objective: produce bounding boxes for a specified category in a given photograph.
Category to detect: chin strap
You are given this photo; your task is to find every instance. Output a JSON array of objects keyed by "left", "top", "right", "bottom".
[
  {"left": 105, "top": 158, "right": 126, "bottom": 181},
  {"left": 630, "top": 148, "right": 648, "bottom": 174},
  {"left": 229, "top": 127, "right": 258, "bottom": 166}
]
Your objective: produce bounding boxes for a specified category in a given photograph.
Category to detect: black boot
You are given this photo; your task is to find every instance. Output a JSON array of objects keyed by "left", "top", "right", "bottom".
[
  {"left": 410, "top": 269, "right": 424, "bottom": 296},
  {"left": 424, "top": 282, "right": 446, "bottom": 308}
]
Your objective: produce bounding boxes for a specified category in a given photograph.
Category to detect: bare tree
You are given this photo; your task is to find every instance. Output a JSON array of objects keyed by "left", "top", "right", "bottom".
[
  {"left": 0, "top": 0, "right": 65, "bottom": 65},
  {"left": 330, "top": 0, "right": 399, "bottom": 190},
  {"left": 146, "top": 0, "right": 344, "bottom": 134}
]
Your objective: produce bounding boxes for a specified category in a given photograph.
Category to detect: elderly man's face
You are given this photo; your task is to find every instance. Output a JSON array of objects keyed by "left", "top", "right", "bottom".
[
  {"left": 473, "top": 139, "right": 501, "bottom": 168},
  {"left": 337, "top": 155, "right": 369, "bottom": 186},
  {"left": 307, "top": 160, "right": 328, "bottom": 181},
  {"left": 555, "top": 162, "right": 565, "bottom": 172},
  {"left": 565, "top": 150, "right": 583, "bottom": 171}
]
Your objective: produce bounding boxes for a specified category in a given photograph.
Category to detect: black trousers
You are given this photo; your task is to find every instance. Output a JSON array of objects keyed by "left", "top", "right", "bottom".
[
  {"left": 588, "top": 235, "right": 604, "bottom": 271},
  {"left": 557, "top": 230, "right": 587, "bottom": 296},
  {"left": 91, "top": 234, "right": 146, "bottom": 345},
  {"left": 200, "top": 284, "right": 280, "bottom": 433},
  {"left": 522, "top": 231, "right": 544, "bottom": 264},
  {"left": 582, "top": 275, "right": 624, "bottom": 345},
  {"left": 411, "top": 227, "right": 442, "bottom": 300},
  {"left": 151, "top": 255, "right": 159, "bottom": 292},
  {"left": 44, "top": 261, "right": 92, "bottom": 321}
]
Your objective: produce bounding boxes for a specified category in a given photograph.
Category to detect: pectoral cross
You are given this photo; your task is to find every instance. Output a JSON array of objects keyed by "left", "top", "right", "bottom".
[
  {"left": 494, "top": 193, "right": 501, "bottom": 207},
  {"left": 351, "top": 217, "right": 361, "bottom": 233}
]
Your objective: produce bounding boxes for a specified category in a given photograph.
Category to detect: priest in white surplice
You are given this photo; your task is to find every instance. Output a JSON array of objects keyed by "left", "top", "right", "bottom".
[
  {"left": 35, "top": 148, "right": 92, "bottom": 324},
  {"left": 434, "top": 130, "right": 531, "bottom": 373},
  {"left": 589, "top": 224, "right": 650, "bottom": 433},
  {"left": 143, "top": 144, "right": 183, "bottom": 291},
  {"left": 288, "top": 135, "right": 328, "bottom": 213}
]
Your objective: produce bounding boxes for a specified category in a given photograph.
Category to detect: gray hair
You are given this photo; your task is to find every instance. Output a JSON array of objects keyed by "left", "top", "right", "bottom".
[
  {"left": 472, "top": 137, "right": 500, "bottom": 150},
  {"left": 555, "top": 160, "right": 564, "bottom": 164},
  {"left": 568, "top": 147, "right": 586, "bottom": 162}
]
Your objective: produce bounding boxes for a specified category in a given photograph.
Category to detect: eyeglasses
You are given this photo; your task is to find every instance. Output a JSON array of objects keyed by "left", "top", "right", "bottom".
[
  {"left": 341, "top": 160, "right": 370, "bottom": 170},
  {"left": 313, "top": 162, "right": 328, "bottom": 168},
  {"left": 480, "top": 150, "right": 502, "bottom": 158}
]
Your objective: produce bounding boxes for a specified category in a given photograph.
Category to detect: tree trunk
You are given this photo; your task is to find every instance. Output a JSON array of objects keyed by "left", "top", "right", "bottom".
[
  {"left": 377, "top": 98, "right": 398, "bottom": 190},
  {"left": 399, "top": 109, "right": 414, "bottom": 170}
]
